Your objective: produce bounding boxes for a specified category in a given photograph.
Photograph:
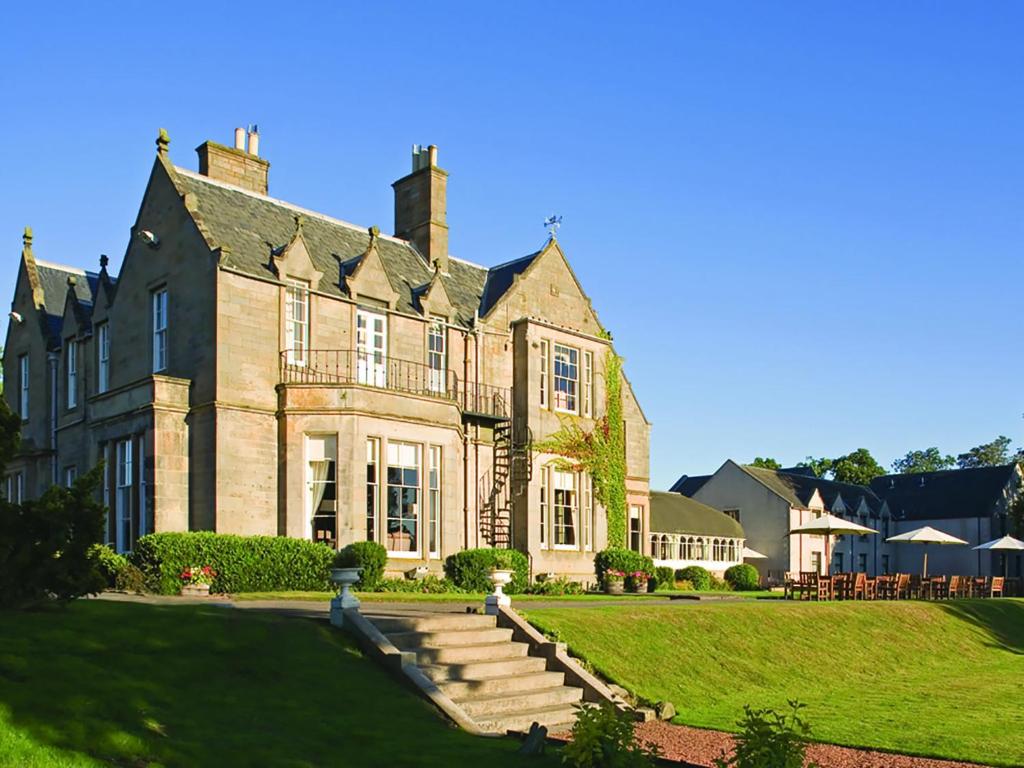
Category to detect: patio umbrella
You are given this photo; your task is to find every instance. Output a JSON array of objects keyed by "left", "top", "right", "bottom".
[
  {"left": 972, "top": 535, "right": 1024, "bottom": 578},
  {"left": 742, "top": 546, "right": 768, "bottom": 560},
  {"left": 886, "top": 526, "right": 967, "bottom": 578},
  {"left": 788, "top": 514, "right": 878, "bottom": 575}
]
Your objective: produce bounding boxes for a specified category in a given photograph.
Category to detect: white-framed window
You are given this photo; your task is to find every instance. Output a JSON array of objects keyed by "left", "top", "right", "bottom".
[
  {"left": 356, "top": 308, "right": 387, "bottom": 387},
  {"left": 539, "top": 465, "right": 548, "bottom": 549},
  {"left": 552, "top": 469, "right": 578, "bottom": 548},
  {"left": 6, "top": 472, "right": 24, "bottom": 503},
  {"left": 428, "top": 445, "right": 441, "bottom": 557},
  {"left": 810, "top": 551, "right": 822, "bottom": 575},
  {"left": 385, "top": 441, "right": 420, "bottom": 556},
  {"left": 583, "top": 473, "right": 593, "bottom": 551},
  {"left": 583, "top": 350, "right": 593, "bottom": 418},
  {"left": 64, "top": 466, "right": 77, "bottom": 487},
  {"left": 427, "top": 317, "right": 447, "bottom": 393},
  {"left": 152, "top": 289, "right": 168, "bottom": 373},
  {"left": 724, "top": 508, "right": 740, "bottom": 522},
  {"left": 307, "top": 435, "right": 337, "bottom": 547},
  {"left": 97, "top": 323, "right": 110, "bottom": 393},
  {"left": 629, "top": 505, "right": 643, "bottom": 552},
  {"left": 553, "top": 343, "right": 579, "bottom": 413},
  {"left": 66, "top": 340, "right": 77, "bottom": 409},
  {"left": 115, "top": 438, "right": 133, "bottom": 553},
  {"left": 366, "top": 437, "right": 380, "bottom": 542},
  {"left": 285, "top": 280, "right": 310, "bottom": 366},
  {"left": 18, "top": 354, "right": 29, "bottom": 420},
  {"left": 539, "top": 340, "right": 548, "bottom": 409}
]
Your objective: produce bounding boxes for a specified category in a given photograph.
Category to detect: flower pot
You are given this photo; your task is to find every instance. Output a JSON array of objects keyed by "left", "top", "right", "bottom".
[
  {"left": 181, "top": 583, "right": 211, "bottom": 597},
  {"left": 485, "top": 568, "right": 515, "bottom": 615},
  {"left": 627, "top": 578, "right": 648, "bottom": 594},
  {"left": 330, "top": 567, "right": 363, "bottom": 590},
  {"left": 604, "top": 579, "right": 625, "bottom": 595}
]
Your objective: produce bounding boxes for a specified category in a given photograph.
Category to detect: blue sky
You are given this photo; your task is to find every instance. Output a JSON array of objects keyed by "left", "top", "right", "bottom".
[{"left": 2, "top": 2, "right": 1021, "bottom": 488}]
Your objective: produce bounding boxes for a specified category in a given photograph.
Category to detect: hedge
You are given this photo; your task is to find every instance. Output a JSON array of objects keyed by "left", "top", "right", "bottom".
[
  {"left": 132, "top": 532, "right": 335, "bottom": 595},
  {"left": 675, "top": 565, "right": 711, "bottom": 591},
  {"left": 724, "top": 563, "right": 760, "bottom": 591},
  {"left": 444, "top": 548, "right": 529, "bottom": 594},
  {"left": 335, "top": 541, "right": 387, "bottom": 590},
  {"left": 594, "top": 547, "right": 655, "bottom": 585},
  {"left": 652, "top": 565, "right": 676, "bottom": 591}
]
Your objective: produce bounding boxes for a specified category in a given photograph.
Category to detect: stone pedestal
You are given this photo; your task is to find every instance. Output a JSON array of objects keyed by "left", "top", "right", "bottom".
[
  {"left": 485, "top": 568, "right": 514, "bottom": 616},
  {"left": 329, "top": 567, "right": 362, "bottom": 627}
]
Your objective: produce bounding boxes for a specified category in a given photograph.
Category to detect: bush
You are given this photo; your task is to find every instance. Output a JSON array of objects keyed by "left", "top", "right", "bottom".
[
  {"left": 652, "top": 565, "right": 676, "bottom": 591},
  {"left": 676, "top": 566, "right": 711, "bottom": 591},
  {"left": 725, "top": 564, "right": 760, "bottom": 591},
  {"left": 444, "top": 548, "right": 529, "bottom": 594},
  {"left": 525, "top": 576, "right": 586, "bottom": 596},
  {"left": 375, "top": 576, "right": 463, "bottom": 593},
  {"left": 115, "top": 563, "right": 148, "bottom": 593},
  {"left": 131, "top": 532, "right": 335, "bottom": 595},
  {"left": 563, "top": 702, "right": 661, "bottom": 767},
  {"left": 594, "top": 547, "right": 655, "bottom": 585},
  {"left": 90, "top": 544, "right": 130, "bottom": 588},
  {"left": 0, "top": 465, "right": 106, "bottom": 609},
  {"left": 334, "top": 541, "right": 387, "bottom": 590},
  {"left": 714, "top": 701, "right": 818, "bottom": 768}
]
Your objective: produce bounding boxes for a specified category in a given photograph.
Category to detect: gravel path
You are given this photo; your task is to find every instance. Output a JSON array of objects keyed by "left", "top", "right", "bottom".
[{"left": 631, "top": 721, "right": 994, "bottom": 768}]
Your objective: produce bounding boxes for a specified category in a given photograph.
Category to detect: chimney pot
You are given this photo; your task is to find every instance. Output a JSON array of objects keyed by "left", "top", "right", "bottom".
[
  {"left": 248, "top": 127, "right": 260, "bottom": 157},
  {"left": 234, "top": 127, "right": 246, "bottom": 151},
  {"left": 393, "top": 143, "right": 448, "bottom": 272}
]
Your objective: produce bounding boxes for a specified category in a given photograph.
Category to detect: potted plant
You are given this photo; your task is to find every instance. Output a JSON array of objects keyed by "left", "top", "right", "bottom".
[
  {"left": 626, "top": 570, "right": 649, "bottom": 593},
  {"left": 180, "top": 565, "right": 216, "bottom": 597},
  {"left": 604, "top": 569, "right": 626, "bottom": 595}
]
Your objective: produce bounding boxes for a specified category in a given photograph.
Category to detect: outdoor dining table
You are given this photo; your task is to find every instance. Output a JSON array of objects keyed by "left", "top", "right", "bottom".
[{"left": 920, "top": 576, "right": 945, "bottom": 600}]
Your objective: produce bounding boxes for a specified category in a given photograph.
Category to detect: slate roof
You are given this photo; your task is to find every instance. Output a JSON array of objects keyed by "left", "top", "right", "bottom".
[
  {"left": 33, "top": 260, "right": 100, "bottom": 343},
  {"left": 669, "top": 474, "right": 711, "bottom": 496},
  {"left": 870, "top": 465, "right": 1020, "bottom": 521},
  {"left": 649, "top": 490, "right": 744, "bottom": 538},
  {"left": 175, "top": 168, "right": 530, "bottom": 328},
  {"left": 739, "top": 464, "right": 883, "bottom": 515}
]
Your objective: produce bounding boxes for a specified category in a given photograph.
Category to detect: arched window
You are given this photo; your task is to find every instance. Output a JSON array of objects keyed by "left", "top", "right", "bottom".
[
  {"left": 727, "top": 540, "right": 736, "bottom": 561},
  {"left": 695, "top": 537, "right": 705, "bottom": 561},
  {"left": 677, "top": 537, "right": 685, "bottom": 560},
  {"left": 660, "top": 535, "right": 670, "bottom": 561}
]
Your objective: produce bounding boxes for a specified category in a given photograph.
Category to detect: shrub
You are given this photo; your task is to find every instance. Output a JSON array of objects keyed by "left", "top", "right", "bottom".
[
  {"left": 443, "top": 548, "right": 529, "bottom": 594},
  {"left": 90, "top": 544, "right": 130, "bottom": 588},
  {"left": 563, "top": 702, "right": 661, "bottom": 767},
  {"left": 652, "top": 565, "right": 676, "bottom": 591},
  {"left": 725, "top": 564, "right": 760, "bottom": 591},
  {"left": 334, "top": 541, "right": 387, "bottom": 590},
  {"left": 525, "top": 576, "right": 585, "bottom": 596},
  {"left": 714, "top": 701, "right": 818, "bottom": 768},
  {"left": 0, "top": 465, "right": 106, "bottom": 609},
  {"left": 595, "top": 547, "right": 654, "bottom": 586},
  {"left": 676, "top": 566, "right": 711, "bottom": 591},
  {"left": 375, "top": 576, "right": 463, "bottom": 593},
  {"left": 114, "top": 563, "right": 148, "bottom": 593},
  {"left": 131, "top": 532, "right": 335, "bottom": 595}
]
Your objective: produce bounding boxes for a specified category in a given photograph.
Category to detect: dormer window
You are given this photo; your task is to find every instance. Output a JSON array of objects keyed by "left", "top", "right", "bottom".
[{"left": 66, "top": 340, "right": 77, "bottom": 409}]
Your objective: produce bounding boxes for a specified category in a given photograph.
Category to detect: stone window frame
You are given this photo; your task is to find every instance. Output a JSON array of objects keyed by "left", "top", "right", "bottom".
[
  {"left": 151, "top": 288, "right": 168, "bottom": 373},
  {"left": 284, "top": 278, "right": 311, "bottom": 367},
  {"left": 426, "top": 315, "right": 447, "bottom": 394},
  {"left": 65, "top": 338, "right": 78, "bottom": 410},
  {"left": 428, "top": 444, "right": 441, "bottom": 558},
  {"left": 18, "top": 354, "right": 29, "bottom": 421},
  {"left": 96, "top": 323, "right": 110, "bottom": 394},
  {"left": 384, "top": 439, "right": 422, "bottom": 559},
  {"left": 551, "top": 466, "right": 579, "bottom": 550},
  {"left": 539, "top": 340, "right": 548, "bottom": 410},
  {"left": 366, "top": 436, "right": 380, "bottom": 544},
  {"left": 552, "top": 342, "right": 579, "bottom": 415}
]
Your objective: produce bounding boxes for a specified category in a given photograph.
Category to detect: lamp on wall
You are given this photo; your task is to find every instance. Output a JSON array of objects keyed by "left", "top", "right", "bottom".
[{"left": 8, "top": 311, "right": 23, "bottom": 324}]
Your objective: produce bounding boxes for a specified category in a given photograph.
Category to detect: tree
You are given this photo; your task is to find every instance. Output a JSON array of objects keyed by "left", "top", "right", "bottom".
[
  {"left": 891, "top": 448, "right": 955, "bottom": 474},
  {"left": 829, "top": 448, "right": 885, "bottom": 485},
  {"left": 956, "top": 436, "right": 1016, "bottom": 469},
  {"left": 796, "top": 457, "right": 832, "bottom": 479},
  {"left": 749, "top": 457, "right": 781, "bottom": 470}
]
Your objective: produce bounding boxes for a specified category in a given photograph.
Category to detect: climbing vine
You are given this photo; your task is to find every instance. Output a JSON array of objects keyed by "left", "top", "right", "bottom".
[{"left": 535, "top": 348, "right": 628, "bottom": 547}]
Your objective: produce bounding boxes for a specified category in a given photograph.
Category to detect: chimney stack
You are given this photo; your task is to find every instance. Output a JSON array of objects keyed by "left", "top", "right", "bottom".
[
  {"left": 393, "top": 144, "right": 448, "bottom": 272},
  {"left": 196, "top": 126, "right": 270, "bottom": 195}
]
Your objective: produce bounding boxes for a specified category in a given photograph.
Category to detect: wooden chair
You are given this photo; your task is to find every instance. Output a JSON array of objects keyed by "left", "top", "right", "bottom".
[
  {"left": 989, "top": 577, "right": 1004, "bottom": 598},
  {"left": 862, "top": 574, "right": 877, "bottom": 600},
  {"left": 946, "top": 575, "right": 965, "bottom": 599},
  {"left": 852, "top": 572, "right": 871, "bottom": 600},
  {"left": 908, "top": 574, "right": 922, "bottom": 599},
  {"left": 894, "top": 574, "right": 910, "bottom": 600},
  {"left": 809, "top": 572, "right": 831, "bottom": 601}
]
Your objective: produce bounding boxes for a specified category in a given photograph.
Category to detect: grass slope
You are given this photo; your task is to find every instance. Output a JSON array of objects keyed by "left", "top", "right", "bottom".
[
  {"left": 0, "top": 601, "right": 560, "bottom": 768},
  {"left": 525, "top": 599, "right": 1024, "bottom": 767}
]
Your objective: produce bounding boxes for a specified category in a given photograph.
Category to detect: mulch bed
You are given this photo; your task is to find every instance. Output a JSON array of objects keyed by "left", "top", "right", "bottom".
[{"left": 633, "top": 721, "right": 994, "bottom": 768}]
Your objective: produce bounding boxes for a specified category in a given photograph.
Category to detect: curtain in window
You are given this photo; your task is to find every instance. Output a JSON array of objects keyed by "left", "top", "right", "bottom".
[{"left": 309, "top": 460, "right": 331, "bottom": 522}]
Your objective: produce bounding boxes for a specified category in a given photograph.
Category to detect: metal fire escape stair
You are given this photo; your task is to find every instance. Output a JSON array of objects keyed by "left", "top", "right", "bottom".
[{"left": 479, "top": 409, "right": 532, "bottom": 549}]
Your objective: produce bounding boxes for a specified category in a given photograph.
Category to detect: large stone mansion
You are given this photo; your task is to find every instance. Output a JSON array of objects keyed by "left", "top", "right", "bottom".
[{"left": 4, "top": 128, "right": 651, "bottom": 579}]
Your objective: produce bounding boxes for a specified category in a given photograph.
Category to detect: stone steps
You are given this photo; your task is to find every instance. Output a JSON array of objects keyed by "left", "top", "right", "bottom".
[{"left": 365, "top": 609, "right": 585, "bottom": 735}]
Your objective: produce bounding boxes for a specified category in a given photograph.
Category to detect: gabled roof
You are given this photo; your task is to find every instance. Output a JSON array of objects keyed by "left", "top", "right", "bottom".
[
  {"left": 738, "top": 463, "right": 883, "bottom": 514},
  {"left": 870, "top": 465, "right": 1021, "bottom": 521},
  {"left": 32, "top": 259, "right": 100, "bottom": 345},
  {"left": 174, "top": 167, "right": 534, "bottom": 328},
  {"left": 650, "top": 490, "right": 744, "bottom": 538},
  {"left": 669, "top": 473, "right": 711, "bottom": 496}
]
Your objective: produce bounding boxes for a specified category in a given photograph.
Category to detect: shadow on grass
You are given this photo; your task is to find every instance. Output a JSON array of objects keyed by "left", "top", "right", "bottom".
[
  {"left": 0, "top": 600, "right": 558, "bottom": 768},
  {"left": 935, "top": 598, "right": 1024, "bottom": 654}
]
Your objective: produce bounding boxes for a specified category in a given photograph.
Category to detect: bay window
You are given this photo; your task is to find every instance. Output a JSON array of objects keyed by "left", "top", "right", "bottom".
[
  {"left": 386, "top": 441, "right": 420, "bottom": 555},
  {"left": 553, "top": 343, "right": 579, "bottom": 413},
  {"left": 552, "top": 469, "right": 578, "bottom": 548},
  {"left": 366, "top": 438, "right": 380, "bottom": 542},
  {"left": 428, "top": 445, "right": 441, "bottom": 556}
]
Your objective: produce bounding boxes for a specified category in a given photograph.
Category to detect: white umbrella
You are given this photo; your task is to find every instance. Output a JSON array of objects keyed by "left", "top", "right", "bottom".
[
  {"left": 886, "top": 526, "right": 968, "bottom": 577},
  {"left": 788, "top": 514, "right": 878, "bottom": 575},
  {"left": 972, "top": 535, "right": 1024, "bottom": 578},
  {"left": 742, "top": 546, "right": 768, "bottom": 560}
]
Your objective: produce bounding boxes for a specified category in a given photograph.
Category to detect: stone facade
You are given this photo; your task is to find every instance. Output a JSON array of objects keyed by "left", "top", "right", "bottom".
[{"left": 3, "top": 129, "right": 651, "bottom": 583}]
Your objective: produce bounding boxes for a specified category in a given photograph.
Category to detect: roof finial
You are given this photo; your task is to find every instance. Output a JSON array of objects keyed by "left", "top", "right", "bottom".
[
  {"left": 544, "top": 214, "right": 562, "bottom": 240},
  {"left": 156, "top": 128, "right": 170, "bottom": 156},
  {"left": 368, "top": 225, "right": 380, "bottom": 243},
  {"left": 99, "top": 254, "right": 109, "bottom": 269},
  {"left": 23, "top": 226, "right": 33, "bottom": 248}
]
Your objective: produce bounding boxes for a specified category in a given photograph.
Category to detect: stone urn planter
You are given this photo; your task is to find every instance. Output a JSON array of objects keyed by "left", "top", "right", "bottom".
[
  {"left": 329, "top": 567, "right": 363, "bottom": 627},
  {"left": 627, "top": 576, "right": 649, "bottom": 594},
  {"left": 181, "top": 583, "right": 211, "bottom": 598},
  {"left": 604, "top": 578, "right": 625, "bottom": 595},
  {"left": 485, "top": 568, "right": 514, "bottom": 615}
]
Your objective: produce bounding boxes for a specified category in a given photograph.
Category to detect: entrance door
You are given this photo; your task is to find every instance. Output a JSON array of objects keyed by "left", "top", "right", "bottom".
[{"left": 356, "top": 309, "right": 387, "bottom": 387}]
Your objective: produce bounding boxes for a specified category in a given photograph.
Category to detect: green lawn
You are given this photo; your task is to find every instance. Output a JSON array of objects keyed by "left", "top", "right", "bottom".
[
  {"left": 0, "top": 601, "right": 561, "bottom": 768},
  {"left": 524, "top": 599, "right": 1024, "bottom": 767},
  {"left": 230, "top": 590, "right": 669, "bottom": 603}
]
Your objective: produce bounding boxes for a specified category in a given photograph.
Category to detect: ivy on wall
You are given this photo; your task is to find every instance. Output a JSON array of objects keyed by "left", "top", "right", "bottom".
[{"left": 536, "top": 348, "right": 628, "bottom": 547}]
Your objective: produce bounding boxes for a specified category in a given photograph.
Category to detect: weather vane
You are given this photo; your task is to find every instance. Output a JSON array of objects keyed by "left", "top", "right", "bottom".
[{"left": 544, "top": 215, "right": 562, "bottom": 239}]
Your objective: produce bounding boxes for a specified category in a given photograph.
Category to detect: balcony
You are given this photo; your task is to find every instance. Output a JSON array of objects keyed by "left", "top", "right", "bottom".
[{"left": 279, "top": 349, "right": 510, "bottom": 419}]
